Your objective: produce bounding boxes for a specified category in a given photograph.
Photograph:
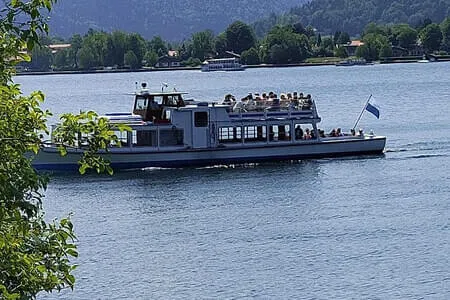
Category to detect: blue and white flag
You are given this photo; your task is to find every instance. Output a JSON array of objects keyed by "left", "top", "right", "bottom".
[{"left": 365, "top": 102, "right": 380, "bottom": 119}]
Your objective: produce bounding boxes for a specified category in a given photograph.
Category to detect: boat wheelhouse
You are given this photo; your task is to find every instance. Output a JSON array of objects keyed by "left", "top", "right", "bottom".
[
  {"left": 32, "top": 83, "right": 386, "bottom": 171},
  {"left": 201, "top": 57, "right": 245, "bottom": 72}
]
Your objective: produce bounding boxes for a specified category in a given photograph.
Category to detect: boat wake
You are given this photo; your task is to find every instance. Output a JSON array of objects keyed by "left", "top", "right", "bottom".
[{"left": 385, "top": 140, "right": 450, "bottom": 154}]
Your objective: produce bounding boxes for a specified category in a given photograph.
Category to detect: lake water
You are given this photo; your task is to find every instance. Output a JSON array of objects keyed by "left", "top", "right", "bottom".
[{"left": 16, "top": 63, "right": 450, "bottom": 299}]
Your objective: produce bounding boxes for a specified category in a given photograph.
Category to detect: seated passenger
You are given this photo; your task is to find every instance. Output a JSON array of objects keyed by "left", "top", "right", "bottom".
[
  {"left": 255, "top": 96, "right": 266, "bottom": 110},
  {"left": 351, "top": 129, "right": 356, "bottom": 136},
  {"left": 336, "top": 128, "right": 344, "bottom": 136},
  {"left": 319, "top": 129, "right": 326, "bottom": 138},
  {"left": 302, "top": 94, "right": 313, "bottom": 109},
  {"left": 329, "top": 129, "right": 337, "bottom": 137},
  {"left": 222, "top": 94, "right": 234, "bottom": 105},
  {"left": 295, "top": 125, "right": 303, "bottom": 140},
  {"left": 304, "top": 128, "right": 312, "bottom": 139}
]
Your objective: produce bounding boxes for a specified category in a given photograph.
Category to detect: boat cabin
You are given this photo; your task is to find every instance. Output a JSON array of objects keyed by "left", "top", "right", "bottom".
[{"left": 133, "top": 86, "right": 186, "bottom": 122}]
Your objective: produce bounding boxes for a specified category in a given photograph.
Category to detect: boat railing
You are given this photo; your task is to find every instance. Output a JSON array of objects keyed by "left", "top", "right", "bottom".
[{"left": 227, "top": 99, "right": 319, "bottom": 120}]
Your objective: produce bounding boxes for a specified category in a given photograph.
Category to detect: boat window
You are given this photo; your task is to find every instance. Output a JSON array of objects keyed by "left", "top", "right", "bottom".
[
  {"left": 135, "top": 97, "right": 148, "bottom": 110},
  {"left": 194, "top": 111, "right": 208, "bottom": 127},
  {"left": 153, "top": 96, "right": 163, "bottom": 105},
  {"left": 219, "top": 127, "right": 242, "bottom": 143},
  {"left": 166, "top": 95, "right": 178, "bottom": 106},
  {"left": 111, "top": 130, "right": 129, "bottom": 147},
  {"left": 160, "top": 129, "right": 184, "bottom": 146},
  {"left": 244, "top": 125, "right": 266, "bottom": 142},
  {"left": 133, "top": 130, "right": 157, "bottom": 147},
  {"left": 269, "top": 124, "right": 290, "bottom": 141}
]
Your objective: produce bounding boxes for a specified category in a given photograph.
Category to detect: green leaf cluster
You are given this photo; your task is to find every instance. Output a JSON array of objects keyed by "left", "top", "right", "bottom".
[
  {"left": 52, "top": 111, "right": 130, "bottom": 175},
  {"left": 1, "top": 1, "right": 128, "bottom": 298}
]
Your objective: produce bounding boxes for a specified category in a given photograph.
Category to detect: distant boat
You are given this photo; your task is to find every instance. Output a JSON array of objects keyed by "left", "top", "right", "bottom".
[
  {"left": 336, "top": 58, "right": 373, "bottom": 66},
  {"left": 417, "top": 55, "right": 432, "bottom": 63},
  {"left": 201, "top": 57, "right": 245, "bottom": 72}
]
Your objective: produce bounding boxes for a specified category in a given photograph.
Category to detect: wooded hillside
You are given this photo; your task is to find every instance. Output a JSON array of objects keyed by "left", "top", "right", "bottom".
[
  {"left": 254, "top": 0, "right": 450, "bottom": 36},
  {"left": 48, "top": 0, "right": 308, "bottom": 40}
]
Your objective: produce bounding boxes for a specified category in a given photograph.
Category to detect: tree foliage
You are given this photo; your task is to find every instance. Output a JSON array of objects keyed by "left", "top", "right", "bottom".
[
  {"left": 191, "top": 30, "right": 215, "bottom": 60},
  {"left": 441, "top": 17, "right": 450, "bottom": 50},
  {"left": 1, "top": 1, "right": 126, "bottom": 298},
  {"left": 124, "top": 50, "right": 139, "bottom": 69},
  {"left": 420, "top": 23, "right": 443, "bottom": 51},
  {"left": 260, "top": 26, "right": 310, "bottom": 64},
  {"left": 357, "top": 33, "right": 391, "bottom": 61},
  {"left": 254, "top": 0, "right": 450, "bottom": 37},
  {"left": 240, "top": 47, "right": 260, "bottom": 65},
  {"left": 225, "top": 21, "right": 257, "bottom": 54},
  {"left": 391, "top": 24, "right": 418, "bottom": 49}
]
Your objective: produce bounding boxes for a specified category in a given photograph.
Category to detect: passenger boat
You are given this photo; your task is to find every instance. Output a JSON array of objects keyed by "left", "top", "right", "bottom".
[
  {"left": 201, "top": 57, "right": 245, "bottom": 72},
  {"left": 32, "top": 83, "right": 386, "bottom": 171},
  {"left": 336, "top": 58, "right": 373, "bottom": 66}
]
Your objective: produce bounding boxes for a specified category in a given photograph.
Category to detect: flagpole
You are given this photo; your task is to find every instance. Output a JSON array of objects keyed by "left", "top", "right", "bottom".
[{"left": 352, "top": 94, "right": 372, "bottom": 131}]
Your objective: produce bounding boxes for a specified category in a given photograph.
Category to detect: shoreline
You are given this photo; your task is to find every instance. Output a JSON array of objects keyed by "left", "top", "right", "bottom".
[{"left": 15, "top": 57, "right": 450, "bottom": 76}]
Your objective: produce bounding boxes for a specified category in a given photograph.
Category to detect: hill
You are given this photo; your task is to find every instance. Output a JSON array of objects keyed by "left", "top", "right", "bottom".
[
  {"left": 48, "top": 0, "right": 308, "bottom": 40},
  {"left": 254, "top": 0, "right": 450, "bottom": 36}
]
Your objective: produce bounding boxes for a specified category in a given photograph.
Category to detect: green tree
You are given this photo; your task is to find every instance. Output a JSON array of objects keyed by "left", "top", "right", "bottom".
[
  {"left": 68, "top": 34, "right": 83, "bottom": 68},
  {"left": 126, "top": 33, "right": 146, "bottom": 68},
  {"left": 124, "top": 50, "right": 139, "bottom": 69},
  {"left": 225, "top": 21, "right": 256, "bottom": 54},
  {"left": 148, "top": 36, "right": 168, "bottom": 57},
  {"left": 336, "top": 32, "right": 351, "bottom": 45},
  {"left": 260, "top": 26, "right": 309, "bottom": 64},
  {"left": 214, "top": 32, "right": 228, "bottom": 57},
  {"left": 1, "top": 2, "right": 125, "bottom": 298},
  {"left": 334, "top": 46, "right": 348, "bottom": 58},
  {"left": 292, "top": 22, "right": 306, "bottom": 35},
  {"left": 357, "top": 33, "right": 391, "bottom": 61},
  {"left": 440, "top": 17, "right": 450, "bottom": 51},
  {"left": 77, "top": 46, "right": 97, "bottom": 69},
  {"left": 53, "top": 49, "right": 69, "bottom": 69},
  {"left": 143, "top": 50, "right": 158, "bottom": 67},
  {"left": 79, "top": 30, "right": 108, "bottom": 68},
  {"left": 27, "top": 45, "right": 52, "bottom": 71},
  {"left": 184, "top": 57, "right": 202, "bottom": 67},
  {"left": 0, "top": 1, "right": 77, "bottom": 298},
  {"left": 420, "top": 23, "right": 443, "bottom": 52},
  {"left": 391, "top": 24, "right": 418, "bottom": 49},
  {"left": 104, "top": 31, "right": 127, "bottom": 67},
  {"left": 191, "top": 30, "right": 215, "bottom": 60},
  {"left": 363, "top": 23, "right": 388, "bottom": 37},
  {"left": 240, "top": 47, "right": 260, "bottom": 65},
  {"left": 316, "top": 33, "right": 322, "bottom": 47}
]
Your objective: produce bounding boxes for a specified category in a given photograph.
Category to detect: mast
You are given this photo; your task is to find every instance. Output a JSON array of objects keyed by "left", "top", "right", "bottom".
[{"left": 352, "top": 94, "right": 372, "bottom": 131}]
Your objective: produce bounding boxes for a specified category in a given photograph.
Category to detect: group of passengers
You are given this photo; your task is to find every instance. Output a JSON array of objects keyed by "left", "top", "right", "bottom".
[
  {"left": 295, "top": 125, "right": 316, "bottom": 140},
  {"left": 295, "top": 126, "right": 364, "bottom": 140},
  {"left": 222, "top": 91, "right": 313, "bottom": 111}
]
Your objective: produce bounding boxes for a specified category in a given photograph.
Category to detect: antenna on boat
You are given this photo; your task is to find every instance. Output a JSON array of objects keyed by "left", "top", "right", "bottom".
[
  {"left": 161, "top": 82, "right": 168, "bottom": 92},
  {"left": 352, "top": 94, "right": 372, "bottom": 131}
]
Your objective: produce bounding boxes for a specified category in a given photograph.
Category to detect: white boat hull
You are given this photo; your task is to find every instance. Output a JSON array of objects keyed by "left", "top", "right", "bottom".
[{"left": 32, "top": 136, "right": 386, "bottom": 171}]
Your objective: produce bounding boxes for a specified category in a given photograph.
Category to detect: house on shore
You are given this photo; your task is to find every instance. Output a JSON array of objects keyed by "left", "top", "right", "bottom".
[
  {"left": 155, "top": 50, "right": 181, "bottom": 68},
  {"left": 342, "top": 40, "right": 364, "bottom": 56}
]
